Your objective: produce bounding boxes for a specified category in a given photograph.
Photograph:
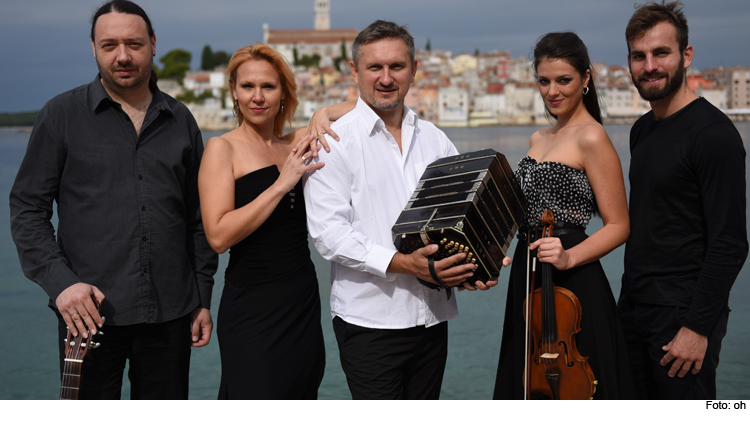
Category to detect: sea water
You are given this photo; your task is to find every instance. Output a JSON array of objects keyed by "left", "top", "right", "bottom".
[{"left": 1, "top": 123, "right": 748, "bottom": 399}]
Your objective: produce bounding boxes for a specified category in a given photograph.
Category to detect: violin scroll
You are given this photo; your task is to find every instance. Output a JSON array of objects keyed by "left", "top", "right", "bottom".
[{"left": 540, "top": 209, "right": 555, "bottom": 234}]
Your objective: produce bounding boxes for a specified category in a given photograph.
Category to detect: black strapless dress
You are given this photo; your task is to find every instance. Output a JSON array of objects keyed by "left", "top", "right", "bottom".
[
  {"left": 493, "top": 157, "right": 636, "bottom": 399},
  {"left": 217, "top": 166, "right": 325, "bottom": 399}
]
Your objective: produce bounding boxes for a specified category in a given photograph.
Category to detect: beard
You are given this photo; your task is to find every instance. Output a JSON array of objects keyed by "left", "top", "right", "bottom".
[
  {"left": 632, "top": 58, "right": 685, "bottom": 102},
  {"left": 367, "top": 84, "right": 402, "bottom": 110},
  {"left": 97, "top": 55, "right": 153, "bottom": 93},
  {"left": 370, "top": 99, "right": 400, "bottom": 110}
]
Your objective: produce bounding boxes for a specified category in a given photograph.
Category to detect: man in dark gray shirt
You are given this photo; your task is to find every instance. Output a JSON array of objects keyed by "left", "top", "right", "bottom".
[{"left": 9, "top": 0, "right": 217, "bottom": 399}]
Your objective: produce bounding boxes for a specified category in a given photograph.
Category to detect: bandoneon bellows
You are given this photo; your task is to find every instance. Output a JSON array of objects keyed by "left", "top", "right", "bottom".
[{"left": 393, "top": 149, "right": 526, "bottom": 285}]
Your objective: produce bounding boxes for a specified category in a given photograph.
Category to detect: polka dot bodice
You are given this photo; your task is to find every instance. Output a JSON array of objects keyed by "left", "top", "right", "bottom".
[{"left": 516, "top": 156, "right": 595, "bottom": 229}]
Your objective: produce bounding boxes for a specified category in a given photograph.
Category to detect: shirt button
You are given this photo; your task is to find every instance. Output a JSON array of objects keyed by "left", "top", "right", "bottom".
[
  {"left": 142, "top": 236, "right": 147, "bottom": 242},
  {"left": 138, "top": 175, "right": 144, "bottom": 180},
  {"left": 143, "top": 268, "right": 149, "bottom": 273},
  {"left": 141, "top": 206, "right": 146, "bottom": 211}
]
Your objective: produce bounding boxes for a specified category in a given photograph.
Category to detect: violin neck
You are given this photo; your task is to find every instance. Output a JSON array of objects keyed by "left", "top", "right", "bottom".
[{"left": 540, "top": 262, "right": 558, "bottom": 343}]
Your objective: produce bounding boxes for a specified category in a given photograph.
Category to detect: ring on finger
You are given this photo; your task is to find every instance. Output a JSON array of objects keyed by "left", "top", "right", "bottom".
[
  {"left": 317, "top": 132, "right": 324, "bottom": 136},
  {"left": 71, "top": 313, "right": 79, "bottom": 320},
  {"left": 302, "top": 155, "right": 306, "bottom": 161}
]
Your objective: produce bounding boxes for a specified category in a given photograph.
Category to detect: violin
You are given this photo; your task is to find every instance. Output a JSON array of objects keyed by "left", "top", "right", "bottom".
[{"left": 522, "top": 210, "right": 596, "bottom": 400}]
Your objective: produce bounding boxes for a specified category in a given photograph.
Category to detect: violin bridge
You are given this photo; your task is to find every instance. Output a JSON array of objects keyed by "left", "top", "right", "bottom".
[{"left": 540, "top": 352, "right": 559, "bottom": 359}]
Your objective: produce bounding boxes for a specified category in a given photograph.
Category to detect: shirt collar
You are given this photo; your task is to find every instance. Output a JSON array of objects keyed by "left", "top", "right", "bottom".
[
  {"left": 354, "top": 98, "right": 418, "bottom": 135},
  {"left": 90, "top": 74, "right": 173, "bottom": 117},
  {"left": 90, "top": 76, "right": 112, "bottom": 112}
]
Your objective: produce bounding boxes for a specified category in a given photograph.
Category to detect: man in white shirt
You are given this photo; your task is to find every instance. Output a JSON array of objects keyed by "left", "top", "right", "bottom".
[{"left": 304, "top": 20, "right": 496, "bottom": 399}]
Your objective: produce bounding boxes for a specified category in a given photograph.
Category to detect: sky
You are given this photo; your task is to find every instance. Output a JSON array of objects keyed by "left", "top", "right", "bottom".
[{"left": 1, "top": 0, "right": 748, "bottom": 113}]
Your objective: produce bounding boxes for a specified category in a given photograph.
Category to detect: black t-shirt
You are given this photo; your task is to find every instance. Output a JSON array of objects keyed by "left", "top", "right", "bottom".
[{"left": 622, "top": 97, "right": 748, "bottom": 336}]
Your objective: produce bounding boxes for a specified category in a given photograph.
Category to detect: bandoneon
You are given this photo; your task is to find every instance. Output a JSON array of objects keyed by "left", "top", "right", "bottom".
[{"left": 392, "top": 149, "right": 526, "bottom": 285}]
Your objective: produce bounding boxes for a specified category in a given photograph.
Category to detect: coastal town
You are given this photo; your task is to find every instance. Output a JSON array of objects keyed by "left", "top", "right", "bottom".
[{"left": 159, "top": 1, "right": 750, "bottom": 129}]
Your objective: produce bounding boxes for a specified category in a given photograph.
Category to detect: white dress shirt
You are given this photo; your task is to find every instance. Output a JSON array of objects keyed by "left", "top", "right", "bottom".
[{"left": 304, "top": 99, "right": 459, "bottom": 329}]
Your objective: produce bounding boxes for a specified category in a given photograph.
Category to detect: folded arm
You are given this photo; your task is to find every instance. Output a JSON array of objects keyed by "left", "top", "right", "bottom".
[{"left": 199, "top": 134, "right": 322, "bottom": 255}]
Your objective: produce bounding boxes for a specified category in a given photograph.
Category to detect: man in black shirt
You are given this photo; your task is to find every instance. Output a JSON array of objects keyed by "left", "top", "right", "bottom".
[
  {"left": 620, "top": 1, "right": 747, "bottom": 399},
  {"left": 9, "top": 0, "right": 217, "bottom": 399}
]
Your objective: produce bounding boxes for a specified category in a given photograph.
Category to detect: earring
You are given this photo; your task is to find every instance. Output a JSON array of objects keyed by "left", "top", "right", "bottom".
[
  {"left": 583, "top": 87, "right": 590, "bottom": 95},
  {"left": 233, "top": 99, "right": 239, "bottom": 117},
  {"left": 281, "top": 99, "right": 285, "bottom": 115}
]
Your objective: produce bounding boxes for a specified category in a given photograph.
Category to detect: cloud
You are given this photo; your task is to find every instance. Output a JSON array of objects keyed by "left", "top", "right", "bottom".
[{"left": 1, "top": 0, "right": 748, "bottom": 112}]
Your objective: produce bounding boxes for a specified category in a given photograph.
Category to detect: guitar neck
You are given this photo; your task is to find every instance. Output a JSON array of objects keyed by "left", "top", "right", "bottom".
[
  {"left": 59, "top": 359, "right": 84, "bottom": 400},
  {"left": 59, "top": 306, "right": 102, "bottom": 400}
]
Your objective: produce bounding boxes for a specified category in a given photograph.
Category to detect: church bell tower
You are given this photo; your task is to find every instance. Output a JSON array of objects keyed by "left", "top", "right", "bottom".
[{"left": 314, "top": 0, "right": 330, "bottom": 30}]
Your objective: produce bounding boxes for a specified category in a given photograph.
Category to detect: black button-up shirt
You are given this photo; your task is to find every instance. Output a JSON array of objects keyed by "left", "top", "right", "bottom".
[{"left": 10, "top": 76, "right": 218, "bottom": 325}]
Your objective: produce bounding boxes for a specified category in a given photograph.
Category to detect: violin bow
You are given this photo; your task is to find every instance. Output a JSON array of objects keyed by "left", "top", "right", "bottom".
[{"left": 523, "top": 231, "right": 534, "bottom": 400}]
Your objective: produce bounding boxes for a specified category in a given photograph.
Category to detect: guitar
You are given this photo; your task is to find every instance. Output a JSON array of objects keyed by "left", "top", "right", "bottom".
[{"left": 59, "top": 318, "right": 103, "bottom": 400}]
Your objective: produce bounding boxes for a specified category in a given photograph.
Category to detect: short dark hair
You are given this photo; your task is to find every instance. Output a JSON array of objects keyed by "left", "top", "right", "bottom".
[
  {"left": 532, "top": 32, "right": 602, "bottom": 124},
  {"left": 351, "top": 20, "right": 415, "bottom": 68},
  {"left": 626, "top": 1, "right": 688, "bottom": 54},
  {"left": 90, "top": 0, "right": 155, "bottom": 41}
]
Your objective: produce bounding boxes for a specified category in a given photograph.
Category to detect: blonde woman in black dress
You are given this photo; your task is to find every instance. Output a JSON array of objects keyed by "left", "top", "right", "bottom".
[{"left": 199, "top": 44, "right": 351, "bottom": 399}]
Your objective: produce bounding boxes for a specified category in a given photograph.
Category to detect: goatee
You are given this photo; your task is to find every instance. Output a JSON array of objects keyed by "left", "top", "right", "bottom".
[
  {"left": 97, "top": 56, "right": 153, "bottom": 93},
  {"left": 370, "top": 85, "right": 401, "bottom": 110},
  {"left": 371, "top": 100, "right": 400, "bottom": 110}
]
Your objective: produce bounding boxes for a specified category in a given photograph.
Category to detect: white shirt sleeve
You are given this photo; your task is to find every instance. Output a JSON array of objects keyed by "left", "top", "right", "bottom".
[
  {"left": 444, "top": 132, "right": 459, "bottom": 157},
  {"left": 303, "top": 134, "right": 397, "bottom": 279}
]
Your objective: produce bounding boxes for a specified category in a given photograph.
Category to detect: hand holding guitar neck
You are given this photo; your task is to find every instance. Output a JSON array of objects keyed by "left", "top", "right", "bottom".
[
  {"left": 55, "top": 282, "right": 105, "bottom": 337},
  {"left": 60, "top": 312, "right": 103, "bottom": 400}
]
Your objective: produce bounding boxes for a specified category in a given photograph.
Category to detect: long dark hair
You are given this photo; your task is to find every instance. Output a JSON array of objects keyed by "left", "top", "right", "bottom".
[
  {"left": 90, "top": 0, "right": 155, "bottom": 41},
  {"left": 90, "top": 1, "right": 157, "bottom": 84},
  {"left": 533, "top": 32, "right": 602, "bottom": 124}
]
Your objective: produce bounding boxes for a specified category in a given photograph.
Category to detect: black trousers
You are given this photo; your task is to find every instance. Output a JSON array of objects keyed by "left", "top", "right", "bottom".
[
  {"left": 617, "top": 293, "right": 729, "bottom": 399},
  {"left": 56, "top": 311, "right": 192, "bottom": 399},
  {"left": 332, "top": 316, "right": 448, "bottom": 400}
]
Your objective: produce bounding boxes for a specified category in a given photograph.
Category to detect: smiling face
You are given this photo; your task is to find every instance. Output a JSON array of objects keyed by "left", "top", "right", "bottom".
[
  {"left": 232, "top": 59, "right": 284, "bottom": 129},
  {"left": 536, "top": 57, "right": 590, "bottom": 119},
  {"left": 91, "top": 12, "right": 155, "bottom": 94},
  {"left": 628, "top": 21, "right": 691, "bottom": 102},
  {"left": 350, "top": 38, "right": 417, "bottom": 116}
]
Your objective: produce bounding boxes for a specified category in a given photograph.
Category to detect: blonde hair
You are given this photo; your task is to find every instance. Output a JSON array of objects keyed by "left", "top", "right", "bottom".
[{"left": 227, "top": 44, "right": 298, "bottom": 137}]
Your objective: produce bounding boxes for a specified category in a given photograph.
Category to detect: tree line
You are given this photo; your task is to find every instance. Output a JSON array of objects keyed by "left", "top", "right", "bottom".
[{"left": 156, "top": 44, "right": 230, "bottom": 83}]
